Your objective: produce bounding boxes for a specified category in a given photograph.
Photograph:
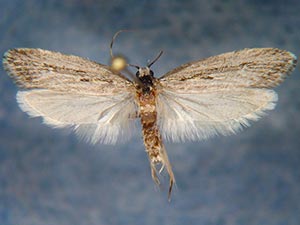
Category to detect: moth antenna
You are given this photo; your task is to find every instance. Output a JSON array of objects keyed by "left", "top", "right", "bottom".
[
  {"left": 127, "top": 63, "right": 140, "bottom": 69},
  {"left": 110, "top": 29, "right": 136, "bottom": 59},
  {"left": 110, "top": 30, "right": 126, "bottom": 59},
  {"left": 147, "top": 50, "right": 163, "bottom": 68}
]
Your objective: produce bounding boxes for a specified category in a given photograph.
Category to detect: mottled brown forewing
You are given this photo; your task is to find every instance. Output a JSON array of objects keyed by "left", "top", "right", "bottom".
[
  {"left": 159, "top": 48, "right": 297, "bottom": 92},
  {"left": 3, "top": 48, "right": 134, "bottom": 95}
]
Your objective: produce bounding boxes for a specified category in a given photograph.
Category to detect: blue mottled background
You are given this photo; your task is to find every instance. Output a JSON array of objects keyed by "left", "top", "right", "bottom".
[{"left": 1, "top": 0, "right": 300, "bottom": 224}]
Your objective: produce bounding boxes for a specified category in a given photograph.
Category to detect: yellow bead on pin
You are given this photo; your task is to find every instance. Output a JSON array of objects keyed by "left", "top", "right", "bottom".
[{"left": 110, "top": 55, "right": 127, "bottom": 72}]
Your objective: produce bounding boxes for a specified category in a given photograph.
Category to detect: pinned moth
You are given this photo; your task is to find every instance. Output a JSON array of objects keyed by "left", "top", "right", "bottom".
[{"left": 3, "top": 31, "right": 297, "bottom": 200}]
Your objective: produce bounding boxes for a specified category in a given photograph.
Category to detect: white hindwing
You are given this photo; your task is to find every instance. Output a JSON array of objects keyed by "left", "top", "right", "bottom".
[
  {"left": 157, "top": 88, "right": 277, "bottom": 142},
  {"left": 17, "top": 90, "right": 137, "bottom": 144}
]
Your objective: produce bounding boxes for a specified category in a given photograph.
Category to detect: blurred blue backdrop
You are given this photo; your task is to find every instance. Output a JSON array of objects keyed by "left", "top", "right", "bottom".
[{"left": 0, "top": 0, "right": 300, "bottom": 224}]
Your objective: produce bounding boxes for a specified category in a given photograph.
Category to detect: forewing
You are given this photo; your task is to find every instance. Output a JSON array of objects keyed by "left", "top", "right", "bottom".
[
  {"left": 3, "top": 48, "right": 138, "bottom": 144},
  {"left": 157, "top": 48, "right": 297, "bottom": 142},
  {"left": 160, "top": 48, "right": 296, "bottom": 90},
  {"left": 3, "top": 48, "right": 132, "bottom": 95}
]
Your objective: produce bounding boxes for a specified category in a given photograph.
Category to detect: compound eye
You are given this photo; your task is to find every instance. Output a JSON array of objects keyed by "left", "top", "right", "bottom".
[
  {"left": 136, "top": 71, "right": 140, "bottom": 77},
  {"left": 150, "top": 70, "right": 154, "bottom": 76}
]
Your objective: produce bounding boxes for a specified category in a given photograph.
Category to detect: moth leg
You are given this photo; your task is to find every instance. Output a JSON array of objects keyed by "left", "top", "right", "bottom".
[
  {"left": 158, "top": 145, "right": 175, "bottom": 201},
  {"left": 150, "top": 163, "right": 160, "bottom": 186},
  {"left": 159, "top": 164, "right": 165, "bottom": 174},
  {"left": 168, "top": 177, "right": 175, "bottom": 201}
]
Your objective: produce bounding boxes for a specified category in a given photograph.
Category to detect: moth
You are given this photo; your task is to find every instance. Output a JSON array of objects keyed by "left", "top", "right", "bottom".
[{"left": 3, "top": 32, "right": 297, "bottom": 200}]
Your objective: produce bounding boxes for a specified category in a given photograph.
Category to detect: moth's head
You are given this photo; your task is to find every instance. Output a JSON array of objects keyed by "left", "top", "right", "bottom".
[
  {"left": 135, "top": 67, "right": 154, "bottom": 88},
  {"left": 136, "top": 67, "right": 154, "bottom": 78}
]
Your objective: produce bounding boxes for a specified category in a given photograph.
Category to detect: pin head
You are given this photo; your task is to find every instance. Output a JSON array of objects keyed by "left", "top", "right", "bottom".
[{"left": 110, "top": 55, "right": 127, "bottom": 72}]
